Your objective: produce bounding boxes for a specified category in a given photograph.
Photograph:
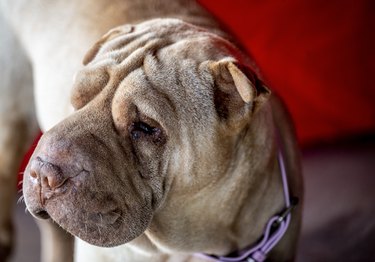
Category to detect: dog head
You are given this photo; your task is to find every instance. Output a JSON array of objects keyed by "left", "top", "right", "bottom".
[{"left": 23, "top": 19, "right": 270, "bottom": 249}]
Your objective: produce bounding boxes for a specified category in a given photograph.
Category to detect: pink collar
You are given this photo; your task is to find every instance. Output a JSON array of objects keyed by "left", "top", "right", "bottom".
[{"left": 196, "top": 150, "right": 299, "bottom": 262}]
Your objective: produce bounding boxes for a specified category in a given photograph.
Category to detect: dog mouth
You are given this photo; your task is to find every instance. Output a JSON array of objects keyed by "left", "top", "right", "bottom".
[
  {"left": 33, "top": 209, "right": 51, "bottom": 219},
  {"left": 32, "top": 207, "right": 121, "bottom": 226}
]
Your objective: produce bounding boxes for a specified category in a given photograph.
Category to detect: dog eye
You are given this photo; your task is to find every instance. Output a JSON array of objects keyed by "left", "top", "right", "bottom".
[{"left": 130, "top": 122, "right": 160, "bottom": 140}]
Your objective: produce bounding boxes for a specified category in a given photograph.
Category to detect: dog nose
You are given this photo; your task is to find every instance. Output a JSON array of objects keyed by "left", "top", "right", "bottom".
[{"left": 29, "top": 157, "right": 68, "bottom": 200}]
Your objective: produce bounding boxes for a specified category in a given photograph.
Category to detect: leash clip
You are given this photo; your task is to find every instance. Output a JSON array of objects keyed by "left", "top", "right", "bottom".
[{"left": 272, "top": 197, "right": 299, "bottom": 228}]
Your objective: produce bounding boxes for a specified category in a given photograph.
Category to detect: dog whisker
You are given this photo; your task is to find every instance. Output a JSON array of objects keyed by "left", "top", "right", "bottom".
[
  {"left": 17, "top": 195, "right": 25, "bottom": 204},
  {"left": 97, "top": 225, "right": 102, "bottom": 243}
]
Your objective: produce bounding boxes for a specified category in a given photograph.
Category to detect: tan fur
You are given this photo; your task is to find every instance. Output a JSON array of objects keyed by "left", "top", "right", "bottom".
[{"left": 0, "top": 1, "right": 302, "bottom": 261}]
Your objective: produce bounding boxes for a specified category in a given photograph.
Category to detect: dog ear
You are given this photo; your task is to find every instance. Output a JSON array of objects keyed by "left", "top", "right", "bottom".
[
  {"left": 209, "top": 59, "right": 271, "bottom": 133},
  {"left": 82, "top": 25, "right": 133, "bottom": 65}
]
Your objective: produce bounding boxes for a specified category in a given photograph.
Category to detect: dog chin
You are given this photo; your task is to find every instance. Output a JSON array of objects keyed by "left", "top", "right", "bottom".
[{"left": 50, "top": 204, "right": 152, "bottom": 247}]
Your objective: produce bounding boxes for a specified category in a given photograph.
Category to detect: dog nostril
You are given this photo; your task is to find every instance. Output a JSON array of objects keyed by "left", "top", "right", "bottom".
[
  {"left": 30, "top": 170, "right": 38, "bottom": 179},
  {"left": 34, "top": 210, "right": 50, "bottom": 220},
  {"left": 43, "top": 173, "right": 60, "bottom": 189},
  {"left": 42, "top": 176, "right": 50, "bottom": 188},
  {"left": 31, "top": 158, "right": 65, "bottom": 189}
]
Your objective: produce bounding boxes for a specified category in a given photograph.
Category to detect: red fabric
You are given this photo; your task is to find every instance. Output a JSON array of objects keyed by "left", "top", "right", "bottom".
[
  {"left": 199, "top": 0, "right": 375, "bottom": 146},
  {"left": 18, "top": 133, "right": 42, "bottom": 189}
]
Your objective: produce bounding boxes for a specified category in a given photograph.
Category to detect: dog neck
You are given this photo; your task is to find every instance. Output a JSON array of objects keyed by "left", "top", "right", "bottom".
[
  {"left": 126, "top": 100, "right": 291, "bottom": 260},
  {"left": 221, "top": 101, "right": 287, "bottom": 252},
  {"left": 199, "top": 103, "right": 299, "bottom": 262}
]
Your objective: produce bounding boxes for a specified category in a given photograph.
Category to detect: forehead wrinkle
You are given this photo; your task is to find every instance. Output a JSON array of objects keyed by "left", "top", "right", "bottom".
[
  {"left": 142, "top": 43, "right": 216, "bottom": 131},
  {"left": 98, "top": 32, "right": 158, "bottom": 65},
  {"left": 142, "top": 51, "right": 178, "bottom": 110},
  {"left": 141, "top": 65, "right": 178, "bottom": 117},
  {"left": 142, "top": 49, "right": 193, "bottom": 130},
  {"left": 89, "top": 39, "right": 172, "bottom": 98},
  {"left": 111, "top": 38, "right": 173, "bottom": 82},
  {"left": 98, "top": 28, "right": 151, "bottom": 55},
  {"left": 114, "top": 68, "right": 178, "bottom": 133},
  {"left": 88, "top": 22, "right": 231, "bottom": 103}
]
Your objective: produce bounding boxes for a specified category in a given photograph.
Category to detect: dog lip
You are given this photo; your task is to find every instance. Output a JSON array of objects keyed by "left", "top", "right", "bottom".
[
  {"left": 33, "top": 209, "right": 50, "bottom": 220},
  {"left": 42, "top": 186, "right": 67, "bottom": 199}
]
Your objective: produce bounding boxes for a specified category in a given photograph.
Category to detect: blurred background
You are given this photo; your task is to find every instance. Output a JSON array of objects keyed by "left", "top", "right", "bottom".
[
  {"left": 199, "top": 0, "right": 375, "bottom": 147},
  {"left": 8, "top": 0, "right": 375, "bottom": 261}
]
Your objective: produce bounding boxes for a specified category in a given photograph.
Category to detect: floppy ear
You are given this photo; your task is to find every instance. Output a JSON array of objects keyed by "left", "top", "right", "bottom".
[
  {"left": 82, "top": 25, "right": 133, "bottom": 65},
  {"left": 209, "top": 59, "right": 271, "bottom": 133}
]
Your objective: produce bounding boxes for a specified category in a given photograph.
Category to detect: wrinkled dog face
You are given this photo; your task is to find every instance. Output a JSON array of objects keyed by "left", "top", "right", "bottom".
[{"left": 23, "top": 19, "right": 269, "bottom": 247}]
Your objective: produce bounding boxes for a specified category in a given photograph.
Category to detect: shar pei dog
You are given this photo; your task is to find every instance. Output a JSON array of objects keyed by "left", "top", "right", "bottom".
[{"left": 0, "top": 0, "right": 302, "bottom": 261}]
